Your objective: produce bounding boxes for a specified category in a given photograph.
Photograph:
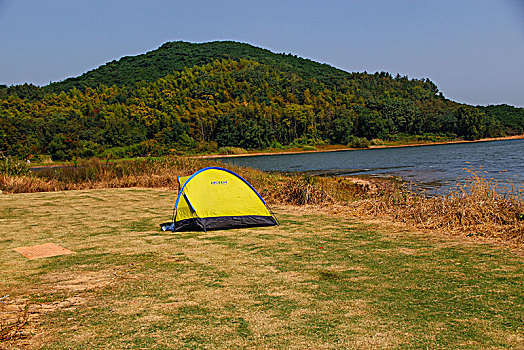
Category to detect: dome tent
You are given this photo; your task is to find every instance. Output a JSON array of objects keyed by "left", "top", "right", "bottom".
[{"left": 160, "top": 167, "right": 278, "bottom": 232}]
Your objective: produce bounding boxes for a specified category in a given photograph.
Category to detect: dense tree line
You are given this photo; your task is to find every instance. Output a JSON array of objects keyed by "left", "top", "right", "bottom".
[
  {"left": 1, "top": 42, "right": 521, "bottom": 161},
  {"left": 478, "top": 104, "right": 524, "bottom": 135}
]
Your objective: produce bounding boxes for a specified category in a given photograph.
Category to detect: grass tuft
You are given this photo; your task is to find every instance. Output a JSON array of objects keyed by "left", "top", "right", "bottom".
[{"left": 0, "top": 304, "right": 30, "bottom": 343}]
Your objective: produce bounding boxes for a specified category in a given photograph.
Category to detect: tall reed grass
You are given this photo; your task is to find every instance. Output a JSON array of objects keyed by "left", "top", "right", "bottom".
[
  {"left": 0, "top": 157, "right": 354, "bottom": 205},
  {"left": 0, "top": 156, "right": 30, "bottom": 177},
  {"left": 353, "top": 169, "right": 524, "bottom": 243}
]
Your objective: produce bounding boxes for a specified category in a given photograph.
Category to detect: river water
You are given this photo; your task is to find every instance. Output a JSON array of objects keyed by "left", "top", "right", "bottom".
[{"left": 218, "top": 139, "right": 524, "bottom": 195}]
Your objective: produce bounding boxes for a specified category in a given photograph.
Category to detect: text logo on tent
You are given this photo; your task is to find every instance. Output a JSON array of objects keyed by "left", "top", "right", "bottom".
[{"left": 210, "top": 180, "right": 228, "bottom": 185}]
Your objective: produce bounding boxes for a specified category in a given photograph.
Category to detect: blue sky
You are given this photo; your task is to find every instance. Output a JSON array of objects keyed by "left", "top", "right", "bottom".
[{"left": 1, "top": 0, "right": 523, "bottom": 107}]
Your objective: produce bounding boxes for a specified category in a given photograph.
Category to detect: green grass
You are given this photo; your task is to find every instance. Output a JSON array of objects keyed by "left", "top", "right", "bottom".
[{"left": 0, "top": 188, "right": 523, "bottom": 349}]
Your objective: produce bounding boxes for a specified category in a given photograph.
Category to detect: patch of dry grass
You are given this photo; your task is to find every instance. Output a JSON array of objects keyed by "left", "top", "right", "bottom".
[
  {"left": 352, "top": 170, "right": 524, "bottom": 243},
  {"left": 0, "top": 304, "right": 29, "bottom": 344}
]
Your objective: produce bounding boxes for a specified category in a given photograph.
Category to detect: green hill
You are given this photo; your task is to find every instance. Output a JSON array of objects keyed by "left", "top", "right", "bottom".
[
  {"left": 45, "top": 41, "right": 351, "bottom": 93},
  {"left": 0, "top": 41, "right": 522, "bottom": 161}
]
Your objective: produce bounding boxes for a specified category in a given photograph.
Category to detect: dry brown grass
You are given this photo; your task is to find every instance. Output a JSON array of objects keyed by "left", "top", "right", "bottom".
[
  {"left": 0, "top": 157, "right": 359, "bottom": 207},
  {"left": 1, "top": 157, "right": 205, "bottom": 193},
  {"left": 352, "top": 170, "right": 524, "bottom": 243},
  {"left": 0, "top": 304, "right": 30, "bottom": 344}
]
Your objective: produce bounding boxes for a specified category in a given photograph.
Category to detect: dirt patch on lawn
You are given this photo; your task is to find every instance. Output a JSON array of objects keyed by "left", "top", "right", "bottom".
[{"left": 13, "top": 243, "right": 75, "bottom": 260}]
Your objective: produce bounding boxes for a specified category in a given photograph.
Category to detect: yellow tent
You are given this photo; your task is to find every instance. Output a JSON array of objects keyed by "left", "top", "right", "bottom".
[{"left": 161, "top": 167, "right": 278, "bottom": 231}]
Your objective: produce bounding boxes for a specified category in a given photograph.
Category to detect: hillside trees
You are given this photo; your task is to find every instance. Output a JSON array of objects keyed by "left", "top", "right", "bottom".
[
  {"left": 455, "top": 106, "right": 502, "bottom": 140},
  {"left": 1, "top": 50, "right": 522, "bottom": 160},
  {"left": 480, "top": 104, "right": 524, "bottom": 135}
]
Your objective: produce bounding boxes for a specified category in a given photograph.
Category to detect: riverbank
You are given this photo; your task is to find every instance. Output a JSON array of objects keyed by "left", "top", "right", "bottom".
[
  {"left": 21, "top": 134, "right": 524, "bottom": 170},
  {"left": 194, "top": 134, "right": 524, "bottom": 159},
  {"left": 1, "top": 188, "right": 523, "bottom": 349}
]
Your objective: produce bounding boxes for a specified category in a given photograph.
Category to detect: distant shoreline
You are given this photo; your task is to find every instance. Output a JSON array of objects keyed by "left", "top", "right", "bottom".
[
  {"left": 194, "top": 134, "right": 524, "bottom": 159},
  {"left": 27, "top": 134, "right": 524, "bottom": 170}
]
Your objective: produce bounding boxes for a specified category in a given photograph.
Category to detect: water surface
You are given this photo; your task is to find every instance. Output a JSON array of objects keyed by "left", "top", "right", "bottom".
[{"left": 219, "top": 139, "right": 524, "bottom": 195}]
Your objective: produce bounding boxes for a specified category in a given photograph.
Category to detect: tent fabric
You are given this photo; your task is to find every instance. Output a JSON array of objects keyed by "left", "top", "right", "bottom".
[{"left": 161, "top": 167, "right": 278, "bottom": 232}]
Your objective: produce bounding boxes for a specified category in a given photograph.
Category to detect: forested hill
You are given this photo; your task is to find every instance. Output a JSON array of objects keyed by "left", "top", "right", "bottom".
[
  {"left": 45, "top": 41, "right": 351, "bottom": 93},
  {"left": 1, "top": 41, "right": 523, "bottom": 161}
]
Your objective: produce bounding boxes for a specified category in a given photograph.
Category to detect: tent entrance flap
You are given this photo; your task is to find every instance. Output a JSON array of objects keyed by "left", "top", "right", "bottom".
[{"left": 161, "top": 167, "right": 278, "bottom": 232}]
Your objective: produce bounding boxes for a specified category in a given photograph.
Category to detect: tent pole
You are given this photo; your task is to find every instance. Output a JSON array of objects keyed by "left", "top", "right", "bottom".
[
  {"left": 171, "top": 207, "right": 177, "bottom": 224},
  {"left": 266, "top": 204, "right": 280, "bottom": 226},
  {"left": 172, "top": 177, "right": 181, "bottom": 225}
]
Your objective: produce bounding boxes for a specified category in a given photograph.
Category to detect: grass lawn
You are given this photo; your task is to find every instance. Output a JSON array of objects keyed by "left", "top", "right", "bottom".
[{"left": 1, "top": 188, "right": 523, "bottom": 349}]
